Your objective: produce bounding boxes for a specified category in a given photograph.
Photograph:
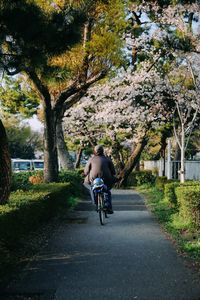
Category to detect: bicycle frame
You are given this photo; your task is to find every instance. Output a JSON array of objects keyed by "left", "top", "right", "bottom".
[{"left": 93, "top": 187, "right": 107, "bottom": 225}]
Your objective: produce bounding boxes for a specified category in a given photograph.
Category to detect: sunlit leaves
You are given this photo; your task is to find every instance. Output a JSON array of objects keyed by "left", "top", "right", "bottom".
[{"left": 0, "top": 76, "right": 39, "bottom": 117}]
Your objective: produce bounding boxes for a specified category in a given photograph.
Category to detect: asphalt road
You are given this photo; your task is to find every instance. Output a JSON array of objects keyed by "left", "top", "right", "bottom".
[{"left": 2, "top": 189, "right": 200, "bottom": 300}]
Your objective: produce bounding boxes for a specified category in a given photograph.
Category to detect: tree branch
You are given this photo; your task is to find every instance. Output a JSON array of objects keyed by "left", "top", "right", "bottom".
[
  {"left": 25, "top": 68, "right": 51, "bottom": 107},
  {"left": 54, "top": 70, "right": 107, "bottom": 110},
  {"left": 173, "top": 112, "right": 181, "bottom": 149}
]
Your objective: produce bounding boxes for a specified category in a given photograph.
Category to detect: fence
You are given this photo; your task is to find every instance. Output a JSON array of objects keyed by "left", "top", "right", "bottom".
[{"left": 143, "top": 160, "right": 200, "bottom": 180}]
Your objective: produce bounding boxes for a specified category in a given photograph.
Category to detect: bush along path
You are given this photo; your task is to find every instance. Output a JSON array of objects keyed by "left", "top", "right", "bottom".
[
  {"left": 0, "top": 170, "right": 83, "bottom": 289},
  {"left": 1, "top": 188, "right": 200, "bottom": 300},
  {"left": 137, "top": 180, "right": 200, "bottom": 269}
]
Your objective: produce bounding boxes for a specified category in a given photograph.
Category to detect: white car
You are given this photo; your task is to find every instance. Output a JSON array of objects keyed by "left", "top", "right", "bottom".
[
  {"left": 32, "top": 159, "right": 44, "bottom": 171},
  {"left": 11, "top": 159, "right": 44, "bottom": 172}
]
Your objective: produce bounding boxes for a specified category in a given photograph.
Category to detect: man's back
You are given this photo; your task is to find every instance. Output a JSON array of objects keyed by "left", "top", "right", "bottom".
[
  {"left": 84, "top": 145, "right": 115, "bottom": 214},
  {"left": 84, "top": 154, "right": 115, "bottom": 188}
]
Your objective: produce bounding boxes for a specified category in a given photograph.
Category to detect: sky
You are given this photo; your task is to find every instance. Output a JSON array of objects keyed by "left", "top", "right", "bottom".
[{"left": 27, "top": 114, "right": 43, "bottom": 132}]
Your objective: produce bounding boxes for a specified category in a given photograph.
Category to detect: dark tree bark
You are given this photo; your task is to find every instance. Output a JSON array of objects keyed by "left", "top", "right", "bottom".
[
  {"left": 55, "top": 91, "right": 87, "bottom": 170},
  {"left": 43, "top": 104, "right": 58, "bottom": 182},
  {"left": 27, "top": 69, "right": 58, "bottom": 182},
  {"left": 118, "top": 134, "right": 149, "bottom": 187},
  {"left": 0, "top": 119, "right": 11, "bottom": 204},
  {"left": 111, "top": 143, "right": 125, "bottom": 173},
  {"left": 75, "top": 146, "right": 84, "bottom": 169},
  {"left": 56, "top": 116, "right": 74, "bottom": 170},
  {"left": 154, "top": 135, "right": 168, "bottom": 161}
]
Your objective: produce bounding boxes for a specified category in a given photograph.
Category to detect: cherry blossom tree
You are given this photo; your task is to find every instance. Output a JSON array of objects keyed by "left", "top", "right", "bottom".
[
  {"left": 167, "top": 57, "right": 200, "bottom": 182},
  {"left": 64, "top": 64, "right": 173, "bottom": 184}
]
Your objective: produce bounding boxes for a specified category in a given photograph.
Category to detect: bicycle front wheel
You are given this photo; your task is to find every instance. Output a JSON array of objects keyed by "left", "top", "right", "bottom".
[{"left": 98, "top": 193, "right": 105, "bottom": 225}]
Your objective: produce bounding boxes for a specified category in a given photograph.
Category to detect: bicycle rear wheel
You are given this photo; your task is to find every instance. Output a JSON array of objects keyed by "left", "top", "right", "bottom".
[{"left": 98, "top": 193, "right": 105, "bottom": 225}]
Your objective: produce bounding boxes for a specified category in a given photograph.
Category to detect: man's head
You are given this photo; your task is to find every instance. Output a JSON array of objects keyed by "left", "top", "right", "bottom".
[{"left": 94, "top": 144, "right": 104, "bottom": 155}]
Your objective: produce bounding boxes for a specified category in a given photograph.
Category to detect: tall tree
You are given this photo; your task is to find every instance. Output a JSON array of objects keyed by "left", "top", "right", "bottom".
[
  {"left": 0, "top": 0, "right": 88, "bottom": 182},
  {"left": 0, "top": 0, "right": 126, "bottom": 183},
  {"left": 0, "top": 119, "right": 11, "bottom": 204},
  {"left": 167, "top": 60, "right": 200, "bottom": 182}
]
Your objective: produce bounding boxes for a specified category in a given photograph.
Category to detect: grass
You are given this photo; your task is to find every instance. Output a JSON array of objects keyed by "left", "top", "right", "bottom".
[{"left": 136, "top": 184, "right": 200, "bottom": 265}]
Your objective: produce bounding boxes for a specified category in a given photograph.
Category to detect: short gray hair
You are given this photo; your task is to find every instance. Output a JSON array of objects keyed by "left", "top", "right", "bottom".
[{"left": 94, "top": 145, "right": 104, "bottom": 155}]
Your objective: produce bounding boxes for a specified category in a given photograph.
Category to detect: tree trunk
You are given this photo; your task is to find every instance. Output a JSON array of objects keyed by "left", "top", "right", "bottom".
[
  {"left": 111, "top": 144, "right": 125, "bottom": 173},
  {"left": 75, "top": 146, "right": 83, "bottom": 169},
  {"left": 56, "top": 117, "right": 74, "bottom": 170},
  {"left": 174, "top": 141, "right": 181, "bottom": 160},
  {"left": 0, "top": 119, "right": 11, "bottom": 204},
  {"left": 118, "top": 135, "right": 148, "bottom": 187},
  {"left": 43, "top": 105, "right": 58, "bottom": 182},
  {"left": 26, "top": 69, "right": 59, "bottom": 183},
  {"left": 180, "top": 124, "right": 185, "bottom": 183}
]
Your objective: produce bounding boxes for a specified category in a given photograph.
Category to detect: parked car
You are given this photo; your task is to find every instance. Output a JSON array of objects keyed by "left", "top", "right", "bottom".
[
  {"left": 11, "top": 159, "right": 44, "bottom": 172},
  {"left": 32, "top": 159, "right": 44, "bottom": 171}
]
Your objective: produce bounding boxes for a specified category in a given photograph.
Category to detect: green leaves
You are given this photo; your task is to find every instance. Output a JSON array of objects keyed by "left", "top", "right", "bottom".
[
  {"left": 0, "top": 76, "right": 39, "bottom": 117},
  {"left": 0, "top": 0, "right": 86, "bottom": 73}
]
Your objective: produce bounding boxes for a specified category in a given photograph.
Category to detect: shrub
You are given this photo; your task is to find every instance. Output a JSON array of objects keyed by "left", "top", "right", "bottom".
[
  {"left": 164, "top": 182, "right": 180, "bottom": 206},
  {"left": 0, "top": 182, "right": 80, "bottom": 281},
  {"left": 181, "top": 181, "right": 200, "bottom": 187},
  {"left": 126, "top": 172, "right": 137, "bottom": 186},
  {"left": 11, "top": 170, "right": 83, "bottom": 192},
  {"left": 155, "top": 176, "right": 168, "bottom": 191},
  {"left": 11, "top": 172, "right": 33, "bottom": 191},
  {"left": 135, "top": 170, "right": 156, "bottom": 185},
  {"left": 175, "top": 185, "right": 200, "bottom": 228},
  {"left": 58, "top": 170, "right": 83, "bottom": 194},
  {"left": 127, "top": 170, "right": 155, "bottom": 186},
  {"left": 58, "top": 170, "right": 82, "bottom": 183},
  {"left": 0, "top": 183, "right": 77, "bottom": 248}
]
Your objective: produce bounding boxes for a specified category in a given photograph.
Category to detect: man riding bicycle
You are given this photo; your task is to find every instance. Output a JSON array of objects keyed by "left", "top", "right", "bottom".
[{"left": 84, "top": 145, "right": 116, "bottom": 214}]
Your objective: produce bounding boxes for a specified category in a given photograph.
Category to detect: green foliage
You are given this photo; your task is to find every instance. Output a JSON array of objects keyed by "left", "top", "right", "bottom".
[
  {"left": 11, "top": 169, "right": 83, "bottom": 193},
  {"left": 127, "top": 170, "right": 156, "bottom": 186},
  {"left": 164, "top": 180, "right": 200, "bottom": 207},
  {"left": 11, "top": 172, "right": 34, "bottom": 191},
  {"left": 175, "top": 185, "right": 200, "bottom": 228},
  {"left": 181, "top": 180, "right": 200, "bottom": 187},
  {"left": 137, "top": 184, "right": 200, "bottom": 263},
  {"left": 0, "top": 76, "right": 39, "bottom": 117},
  {"left": 0, "top": 0, "right": 86, "bottom": 73},
  {"left": 155, "top": 176, "right": 168, "bottom": 191},
  {"left": 2, "top": 115, "right": 43, "bottom": 159},
  {"left": 58, "top": 169, "right": 82, "bottom": 182},
  {"left": 0, "top": 179, "right": 81, "bottom": 281},
  {"left": 58, "top": 170, "right": 83, "bottom": 192},
  {"left": 164, "top": 182, "right": 179, "bottom": 206}
]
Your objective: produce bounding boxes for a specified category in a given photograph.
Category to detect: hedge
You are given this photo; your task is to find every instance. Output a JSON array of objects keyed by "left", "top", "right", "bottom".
[
  {"left": 155, "top": 176, "right": 169, "bottom": 191},
  {"left": 1, "top": 168, "right": 84, "bottom": 284},
  {"left": 164, "top": 182, "right": 180, "bottom": 206},
  {"left": 11, "top": 170, "right": 83, "bottom": 192},
  {"left": 175, "top": 185, "right": 200, "bottom": 228},
  {"left": 11, "top": 171, "right": 34, "bottom": 191},
  {"left": 0, "top": 183, "right": 77, "bottom": 247},
  {"left": 164, "top": 180, "right": 200, "bottom": 207},
  {"left": 127, "top": 170, "right": 156, "bottom": 186}
]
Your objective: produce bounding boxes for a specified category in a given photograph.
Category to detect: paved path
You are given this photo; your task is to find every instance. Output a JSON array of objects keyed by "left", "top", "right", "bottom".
[{"left": 2, "top": 189, "right": 200, "bottom": 300}]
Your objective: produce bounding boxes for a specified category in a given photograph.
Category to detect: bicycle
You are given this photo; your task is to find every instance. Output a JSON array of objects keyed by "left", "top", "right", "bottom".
[{"left": 92, "top": 178, "right": 108, "bottom": 225}]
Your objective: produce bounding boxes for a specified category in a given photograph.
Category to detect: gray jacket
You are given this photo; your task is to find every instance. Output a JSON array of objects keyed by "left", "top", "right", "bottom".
[{"left": 84, "top": 154, "right": 116, "bottom": 189}]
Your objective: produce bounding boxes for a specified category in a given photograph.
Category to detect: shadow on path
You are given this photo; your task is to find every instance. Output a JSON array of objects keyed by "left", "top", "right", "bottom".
[{"left": 1, "top": 189, "right": 200, "bottom": 300}]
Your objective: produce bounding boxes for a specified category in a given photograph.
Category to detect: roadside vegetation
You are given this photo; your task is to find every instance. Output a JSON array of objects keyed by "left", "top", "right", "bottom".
[
  {"left": 0, "top": 170, "right": 83, "bottom": 287},
  {"left": 128, "top": 173, "right": 200, "bottom": 265},
  {"left": 0, "top": 0, "right": 200, "bottom": 286}
]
